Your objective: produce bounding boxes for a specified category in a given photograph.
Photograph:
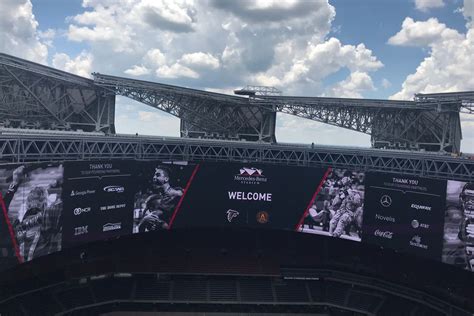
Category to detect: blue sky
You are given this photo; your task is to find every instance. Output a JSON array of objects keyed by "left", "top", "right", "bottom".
[{"left": 1, "top": 0, "right": 473, "bottom": 151}]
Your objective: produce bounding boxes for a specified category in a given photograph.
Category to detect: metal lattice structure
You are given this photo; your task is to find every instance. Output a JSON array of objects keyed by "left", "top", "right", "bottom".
[
  {"left": 0, "top": 53, "right": 115, "bottom": 133},
  {"left": 0, "top": 53, "right": 473, "bottom": 155},
  {"left": 251, "top": 95, "right": 463, "bottom": 152},
  {"left": 93, "top": 73, "right": 277, "bottom": 142},
  {"left": 0, "top": 132, "right": 472, "bottom": 181},
  {"left": 416, "top": 91, "right": 474, "bottom": 114}
]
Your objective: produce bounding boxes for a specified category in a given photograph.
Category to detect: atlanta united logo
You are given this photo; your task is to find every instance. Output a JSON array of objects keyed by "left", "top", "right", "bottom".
[{"left": 256, "top": 211, "right": 269, "bottom": 224}]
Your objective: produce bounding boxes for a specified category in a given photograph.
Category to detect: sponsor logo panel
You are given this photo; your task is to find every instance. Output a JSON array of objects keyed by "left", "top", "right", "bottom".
[
  {"left": 103, "top": 223, "right": 122, "bottom": 232},
  {"left": 374, "top": 229, "right": 394, "bottom": 239},
  {"left": 99, "top": 203, "right": 127, "bottom": 211},
  {"left": 74, "top": 226, "right": 88, "bottom": 236},
  {"left": 73, "top": 207, "right": 91, "bottom": 216},
  {"left": 103, "top": 185, "right": 125, "bottom": 193},
  {"left": 70, "top": 190, "right": 95, "bottom": 197}
]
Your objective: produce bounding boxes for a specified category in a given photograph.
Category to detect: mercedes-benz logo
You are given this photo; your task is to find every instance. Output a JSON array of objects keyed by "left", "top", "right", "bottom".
[{"left": 380, "top": 195, "right": 392, "bottom": 207}]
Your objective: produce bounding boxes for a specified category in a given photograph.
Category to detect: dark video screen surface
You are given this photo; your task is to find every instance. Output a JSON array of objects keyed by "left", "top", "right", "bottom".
[{"left": 0, "top": 160, "right": 472, "bottom": 273}]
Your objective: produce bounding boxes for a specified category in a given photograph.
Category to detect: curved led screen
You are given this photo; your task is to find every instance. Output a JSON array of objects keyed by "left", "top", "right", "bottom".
[{"left": 0, "top": 160, "right": 472, "bottom": 272}]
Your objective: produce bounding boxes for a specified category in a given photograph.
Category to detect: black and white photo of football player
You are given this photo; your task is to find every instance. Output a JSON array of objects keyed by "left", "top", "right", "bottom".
[
  {"left": 133, "top": 164, "right": 184, "bottom": 233},
  {"left": 301, "top": 168, "right": 364, "bottom": 241},
  {"left": 442, "top": 181, "right": 474, "bottom": 271},
  {"left": 0, "top": 164, "right": 64, "bottom": 262}
]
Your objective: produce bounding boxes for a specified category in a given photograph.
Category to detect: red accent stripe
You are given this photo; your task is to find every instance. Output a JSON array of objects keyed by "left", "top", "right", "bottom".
[
  {"left": 168, "top": 163, "right": 201, "bottom": 229},
  {"left": 0, "top": 192, "right": 24, "bottom": 263},
  {"left": 295, "top": 167, "right": 332, "bottom": 231}
]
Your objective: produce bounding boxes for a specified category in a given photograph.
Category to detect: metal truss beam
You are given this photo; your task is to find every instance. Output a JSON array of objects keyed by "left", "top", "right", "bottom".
[
  {"left": 93, "top": 72, "right": 467, "bottom": 152},
  {"left": 0, "top": 54, "right": 471, "bottom": 153},
  {"left": 0, "top": 54, "right": 115, "bottom": 133},
  {"left": 0, "top": 133, "right": 472, "bottom": 181},
  {"left": 415, "top": 91, "right": 474, "bottom": 114},
  {"left": 93, "top": 73, "right": 275, "bottom": 142},
  {"left": 252, "top": 96, "right": 463, "bottom": 153}
]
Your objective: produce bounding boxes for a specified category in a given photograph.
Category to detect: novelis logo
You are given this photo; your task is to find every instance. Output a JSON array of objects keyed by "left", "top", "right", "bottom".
[
  {"left": 74, "top": 225, "right": 88, "bottom": 236},
  {"left": 226, "top": 209, "right": 239, "bottom": 223},
  {"left": 375, "top": 214, "right": 395, "bottom": 223},
  {"left": 73, "top": 207, "right": 91, "bottom": 216},
  {"left": 374, "top": 229, "right": 393, "bottom": 239},
  {"left": 234, "top": 167, "right": 267, "bottom": 185},
  {"left": 103, "top": 222, "right": 121, "bottom": 232},
  {"left": 103, "top": 185, "right": 125, "bottom": 193},
  {"left": 70, "top": 190, "right": 95, "bottom": 197}
]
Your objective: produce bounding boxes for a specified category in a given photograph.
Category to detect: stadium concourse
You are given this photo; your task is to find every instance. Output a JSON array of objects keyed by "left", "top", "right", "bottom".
[{"left": 0, "top": 53, "right": 473, "bottom": 315}]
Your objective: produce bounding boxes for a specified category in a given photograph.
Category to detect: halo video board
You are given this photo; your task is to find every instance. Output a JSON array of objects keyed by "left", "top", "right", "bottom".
[{"left": 0, "top": 160, "right": 472, "bottom": 272}]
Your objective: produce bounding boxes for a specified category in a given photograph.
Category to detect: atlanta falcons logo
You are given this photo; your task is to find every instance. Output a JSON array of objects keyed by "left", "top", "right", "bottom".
[{"left": 226, "top": 209, "right": 240, "bottom": 222}]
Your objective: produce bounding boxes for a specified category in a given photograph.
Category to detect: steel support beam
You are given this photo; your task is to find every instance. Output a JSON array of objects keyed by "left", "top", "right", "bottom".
[
  {"left": 93, "top": 73, "right": 275, "bottom": 142},
  {"left": 0, "top": 133, "right": 472, "bottom": 181},
  {"left": 0, "top": 53, "right": 115, "bottom": 133}
]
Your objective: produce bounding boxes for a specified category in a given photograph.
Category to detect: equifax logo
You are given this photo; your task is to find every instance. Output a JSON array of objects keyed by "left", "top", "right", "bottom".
[{"left": 103, "top": 185, "right": 125, "bottom": 193}]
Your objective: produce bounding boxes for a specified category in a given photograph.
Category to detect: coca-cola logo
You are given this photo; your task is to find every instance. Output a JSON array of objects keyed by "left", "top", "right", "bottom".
[{"left": 374, "top": 229, "right": 394, "bottom": 239}]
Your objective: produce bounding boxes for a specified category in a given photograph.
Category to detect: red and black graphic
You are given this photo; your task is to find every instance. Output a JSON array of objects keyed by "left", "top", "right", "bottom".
[
  {"left": 298, "top": 168, "right": 365, "bottom": 242},
  {"left": 132, "top": 162, "right": 197, "bottom": 234},
  {"left": 172, "top": 162, "right": 327, "bottom": 230},
  {"left": 0, "top": 163, "right": 64, "bottom": 270}
]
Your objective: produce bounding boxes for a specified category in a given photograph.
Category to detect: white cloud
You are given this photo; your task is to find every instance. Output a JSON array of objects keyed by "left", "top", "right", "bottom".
[
  {"left": 144, "top": 48, "right": 167, "bottom": 67},
  {"left": 325, "top": 71, "right": 375, "bottom": 98},
  {"left": 390, "top": 18, "right": 473, "bottom": 100},
  {"left": 252, "top": 37, "right": 383, "bottom": 96},
  {"left": 180, "top": 52, "right": 220, "bottom": 70},
  {"left": 62, "top": 0, "right": 381, "bottom": 98},
  {"left": 390, "top": 2, "right": 474, "bottom": 151},
  {"left": 55, "top": 0, "right": 386, "bottom": 147},
  {"left": 52, "top": 52, "right": 93, "bottom": 78},
  {"left": 388, "top": 17, "right": 462, "bottom": 46},
  {"left": 138, "top": 0, "right": 197, "bottom": 33},
  {"left": 414, "top": 0, "right": 445, "bottom": 12},
  {"left": 156, "top": 63, "right": 199, "bottom": 79},
  {"left": 124, "top": 65, "right": 151, "bottom": 76},
  {"left": 0, "top": 0, "right": 48, "bottom": 63}
]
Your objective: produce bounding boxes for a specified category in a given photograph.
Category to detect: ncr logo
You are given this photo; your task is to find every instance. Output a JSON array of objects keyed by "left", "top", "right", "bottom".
[{"left": 73, "top": 207, "right": 91, "bottom": 216}]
